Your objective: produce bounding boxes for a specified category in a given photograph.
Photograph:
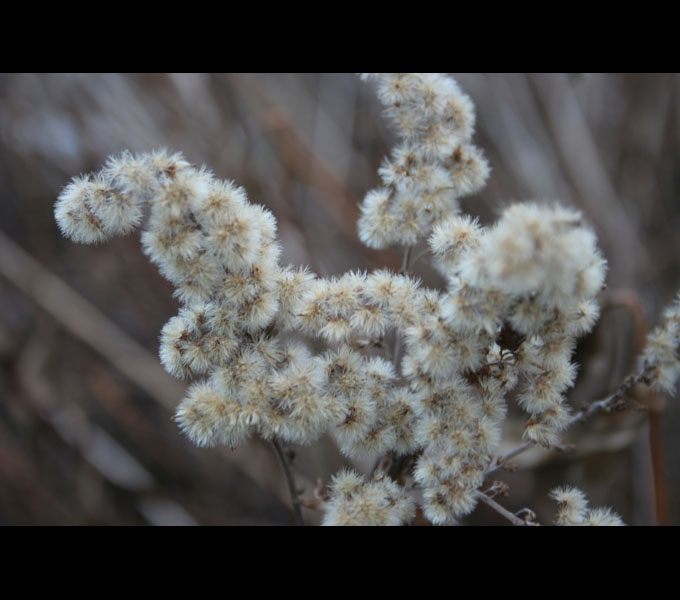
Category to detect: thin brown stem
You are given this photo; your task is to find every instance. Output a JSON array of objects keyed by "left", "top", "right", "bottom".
[
  {"left": 476, "top": 492, "right": 531, "bottom": 526},
  {"left": 392, "top": 246, "right": 414, "bottom": 369},
  {"left": 399, "top": 245, "right": 413, "bottom": 274},
  {"left": 486, "top": 366, "right": 654, "bottom": 476},
  {"left": 649, "top": 410, "right": 670, "bottom": 525},
  {"left": 606, "top": 289, "right": 669, "bottom": 526},
  {"left": 411, "top": 247, "right": 431, "bottom": 267},
  {"left": 272, "top": 439, "right": 305, "bottom": 526},
  {"left": 486, "top": 442, "right": 533, "bottom": 475}
]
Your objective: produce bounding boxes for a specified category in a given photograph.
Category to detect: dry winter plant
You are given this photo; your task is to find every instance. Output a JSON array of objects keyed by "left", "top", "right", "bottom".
[{"left": 54, "top": 73, "right": 679, "bottom": 526}]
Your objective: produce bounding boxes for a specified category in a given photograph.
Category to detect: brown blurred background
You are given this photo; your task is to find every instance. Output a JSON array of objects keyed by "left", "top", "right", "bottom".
[{"left": 0, "top": 73, "right": 678, "bottom": 525}]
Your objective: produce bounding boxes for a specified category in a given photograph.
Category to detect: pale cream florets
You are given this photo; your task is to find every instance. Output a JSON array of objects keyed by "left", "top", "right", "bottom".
[
  {"left": 474, "top": 203, "right": 607, "bottom": 306},
  {"left": 56, "top": 74, "right": 630, "bottom": 526},
  {"left": 550, "top": 486, "right": 625, "bottom": 526},
  {"left": 640, "top": 293, "right": 680, "bottom": 393},
  {"left": 54, "top": 173, "right": 144, "bottom": 244},
  {"left": 175, "top": 381, "right": 250, "bottom": 449},
  {"left": 429, "top": 214, "right": 483, "bottom": 277},
  {"left": 321, "top": 470, "right": 416, "bottom": 526},
  {"left": 430, "top": 201, "right": 607, "bottom": 450},
  {"left": 358, "top": 73, "right": 489, "bottom": 250}
]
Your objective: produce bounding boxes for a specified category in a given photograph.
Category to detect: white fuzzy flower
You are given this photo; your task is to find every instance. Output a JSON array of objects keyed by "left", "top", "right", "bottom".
[
  {"left": 550, "top": 486, "right": 624, "bottom": 526},
  {"left": 322, "top": 470, "right": 416, "bottom": 526}
]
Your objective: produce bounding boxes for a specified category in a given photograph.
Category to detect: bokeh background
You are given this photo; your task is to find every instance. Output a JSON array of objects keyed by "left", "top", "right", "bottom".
[{"left": 0, "top": 73, "right": 678, "bottom": 525}]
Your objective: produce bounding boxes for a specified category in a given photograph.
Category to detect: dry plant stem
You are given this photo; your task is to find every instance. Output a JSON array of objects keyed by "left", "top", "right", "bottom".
[
  {"left": 272, "top": 439, "right": 306, "bottom": 526},
  {"left": 568, "top": 370, "right": 650, "bottom": 424},
  {"left": 608, "top": 289, "right": 669, "bottom": 526},
  {"left": 369, "top": 454, "right": 388, "bottom": 480},
  {"left": 392, "top": 246, "right": 413, "bottom": 369},
  {"left": 400, "top": 245, "right": 413, "bottom": 275},
  {"left": 487, "top": 366, "right": 654, "bottom": 476},
  {"left": 648, "top": 411, "right": 670, "bottom": 525},
  {"left": 376, "top": 246, "right": 415, "bottom": 484},
  {"left": 476, "top": 491, "right": 528, "bottom": 526},
  {"left": 493, "top": 442, "right": 533, "bottom": 471}
]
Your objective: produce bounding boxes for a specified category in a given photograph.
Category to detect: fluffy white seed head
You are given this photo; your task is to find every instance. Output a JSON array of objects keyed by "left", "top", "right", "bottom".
[
  {"left": 321, "top": 470, "right": 416, "bottom": 526},
  {"left": 583, "top": 507, "right": 625, "bottom": 526},
  {"left": 550, "top": 486, "right": 625, "bottom": 526},
  {"left": 56, "top": 77, "right": 620, "bottom": 527},
  {"left": 55, "top": 174, "right": 143, "bottom": 243},
  {"left": 641, "top": 294, "right": 680, "bottom": 393},
  {"left": 175, "top": 382, "right": 251, "bottom": 449},
  {"left": 475, "top": 203, "right": 607, "bottom": 305},
  {"left": 429, "top": 214, "right": 483, "bottom": 277},
  {"left": 421, "top": 479, "right": 478, "bottom": 526},
  {"left": 358, "top": 74, "right": 488, "bottom": 250},
  {"left": 357, "top": 188, "right": 400, "bottom": 249}
]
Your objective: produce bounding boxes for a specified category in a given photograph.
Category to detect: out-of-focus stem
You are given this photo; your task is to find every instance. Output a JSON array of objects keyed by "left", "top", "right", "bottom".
[
  {"left": 392, "top": 246, "right": 413, "bottom": 369},
  {"left": 272, "top": 439, "right": 305, "bottom": 526}
]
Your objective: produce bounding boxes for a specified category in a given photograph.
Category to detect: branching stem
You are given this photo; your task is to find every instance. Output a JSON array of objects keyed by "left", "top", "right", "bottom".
[
  {"left": 476, "top": 491, "right": 531, "bottom": 526},
  {"left": 272, "top": 439, "right": 305, "bottom": 526},
  {"left": 486, "top": 366, "right": 654, "bottom": 475},
  {"left": 392, "top": 246, "right": 413, "bottom": 369}
]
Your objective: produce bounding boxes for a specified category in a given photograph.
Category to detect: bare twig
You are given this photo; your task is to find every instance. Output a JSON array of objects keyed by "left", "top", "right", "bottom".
[
  {"left": 486, "top": 365, "right": 654, "bottom": 476},
  {"left": 411, "top": 246, "right": 431, "bottom": 267},
  {"left": 607, "top": 289, "right": 669, "bottom": 526},
  {"left": 399, "top": 245, "right": 414, "bottom": 275},
  {"left": 482, "top": 480, "right": 509, "bottom": 498},
  {"left": 514, "top": 508, "right": 537, "bottom": 523},
  {"left": 369, "top": 453, "right": 391, "bottom": 480},
  {"left": 392, "top": 246, "right": 413, "bottom": 369},
  {"left": 272, "top": 439, "right": 306, "bottom": 526},
  {"left": 476, "top": 491, "right": 533, "bottom": 526},
  {"left": 649, "top": 411, "right": 670, "bottom": 525}
]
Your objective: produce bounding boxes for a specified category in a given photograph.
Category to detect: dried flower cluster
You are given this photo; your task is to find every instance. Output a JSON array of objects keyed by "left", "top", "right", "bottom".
[
  {"left": 550, "top": 486, "right": 625, "bottom": 526},
  {"left": 55, "top": 73, "right": 644, "bottom": 526},
  {"left": 640, "top": 293, "right": 680, "bottom": 393},
  {"left": 321, "top": 469, "right": 416, "bottom": 526},
  {"left": 357, "top": 73, "right": 489, "bottom": 250}
]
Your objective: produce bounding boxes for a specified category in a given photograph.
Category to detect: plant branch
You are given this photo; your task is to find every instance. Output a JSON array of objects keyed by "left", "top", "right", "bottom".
[
  {"left": 475, "top": 491, "right": 531, "bottom": 526},
  {"left": 272, "top": 439, "right": 305, "bottom": 526},
  {"left": 399, "top": 245, "right": 413, "bottom": 275},
  {"left": 486, "top": 366, "right": 654, "bottom": 475},
  {"left": 411, "top": 247, "right": 431, "bottom": 268},
  {"left": 392, "top": 246, "right": 414, "bottom": 369}
]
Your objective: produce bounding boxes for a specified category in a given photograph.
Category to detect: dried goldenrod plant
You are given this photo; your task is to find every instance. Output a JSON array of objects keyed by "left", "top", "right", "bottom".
[{"left": 56, "top": 73, "right": 677, "bottom": 526}]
